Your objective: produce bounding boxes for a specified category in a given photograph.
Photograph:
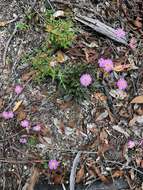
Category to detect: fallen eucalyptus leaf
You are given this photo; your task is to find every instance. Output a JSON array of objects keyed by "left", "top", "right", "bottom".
[{"left": 130, "top": 96, "right": 143, "bottom": 104}]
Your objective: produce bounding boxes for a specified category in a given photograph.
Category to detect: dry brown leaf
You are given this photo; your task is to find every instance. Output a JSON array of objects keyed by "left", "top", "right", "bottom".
[
  {"left": 98, "top": 143, "right": 111, "bottom": 155},
  {"left": 135, "top": 157, "right": 142, "bottom": 167},
  {"left": 141, "top": 160, "right": 143, "bottom": 168},
  {"left": 76, "top": 166, "right": 85, "bottom": 183},
  {"left": 134, "top": 17, "right": 142, "bottom": 29},
  {"left": 130, "top": 96, "right": 143, "bottom": 104},
  {"left": 95, "top": 167, "right": 109, "bottom": 183},
  {"left": 0, "top": 99, "right": 4, "bottom": 109},
  {"left": 112, "top": 170, "right": 124, "bottom": 178},
  {"left": 52, "top": 174, "right": 63, "bottom": 184},
  {"left": 16, "top": 106, "right": 27, "bottom": 121},
  {"left": 56, "top": 51, "right": 67, "bottom": 63},
  {"left": 13, "top": 100, "right": 23, "bottom": 112},
  {"left": 21, "top": 70, "right": 36, "bottom": 81},
  {"left": 93, "top": 92, "right": 107, "bottom": 102}
]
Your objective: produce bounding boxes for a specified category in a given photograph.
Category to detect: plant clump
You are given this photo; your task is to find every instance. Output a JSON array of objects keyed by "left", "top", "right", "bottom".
[{"left": 45, "top": 10, "right": 76, "bottom": 49}]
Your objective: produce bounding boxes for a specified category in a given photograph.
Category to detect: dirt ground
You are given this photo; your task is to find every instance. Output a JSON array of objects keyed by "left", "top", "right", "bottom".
[{"left": 0, "top": 0, "right": 143, "bottom": 189}]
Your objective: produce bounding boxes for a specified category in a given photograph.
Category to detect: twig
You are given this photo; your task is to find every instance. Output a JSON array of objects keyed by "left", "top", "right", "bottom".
[
  {"left": 105, "top": 160, "right": 143, "bottom": 175},
  {"left": 75, "top": 15, "right": 128, "bottom": 45},
  {"left": 3, "top": 26, "right": 17, "bottom": 66},
  {"left": 70, "top": 151, "right": 81, "bottom": 190},
  {"left": 62, "top": 184, "right": 67, "bottom": 190}
]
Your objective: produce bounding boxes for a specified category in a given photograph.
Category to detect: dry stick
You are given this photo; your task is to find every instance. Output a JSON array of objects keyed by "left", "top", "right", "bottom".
[
  {"left": 70, "top": 151, "right": 81, "bottom": 190},
  {"left": 75, "top": 15, "right": 128, "bottom": 45},
  {"left": 3, "top": 26, "right": 17, "bottom": 66},
  {"left": 105, "top": 160, "right": 143, "bottom": 175}
]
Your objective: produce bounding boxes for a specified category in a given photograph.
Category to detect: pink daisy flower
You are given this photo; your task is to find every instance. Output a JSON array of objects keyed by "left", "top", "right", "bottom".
[
  {"left": 19, "top": 136, "right": 27, "bottom": 144},
  {"left": 2, "top": 111, "right": 14, "bottom": 119},
  {"left": 129, "top": 37, "right": 137, "bottom": 49},
  {"left": 2, "top": 111, "right": 10, "bottom": 119},
  {"left": 98, "top": 58, "right": 106, "bottom": 68},
  {"left": 98, "top": 58, "right": 114, "bottom": 72},
  {"left": 104, "top": 59, "right": 114, "bottom": 72},
  {"left": 15, "top": 85, "right": 23, "bottom": 95},
  {"left": 127, "top": 140, "right": 135, "bottom": 149},
  {"left": 80, "top": 74, "right": 92, "bottom": 87},
  {"left": 48, "top": 159, "right": 59, "bottom": 170},
  {"left": 116, "top": 78, "right": 128, "bottom": 90},
  {"left": 115, "top": 28, "right": 126, "bottom": 38},
  {"left": 32, "top": 125, "right": 41, "bottom": 132},
  {"left": 20, "top": 119, "right": 30, "bottom": 128},
  {"left": 8, "top": 111, "right": 14, "bottom": 118}
]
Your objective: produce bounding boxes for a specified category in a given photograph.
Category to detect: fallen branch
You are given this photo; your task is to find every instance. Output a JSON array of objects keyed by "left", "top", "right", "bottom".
[
  {"left": 70, "top": 151, "right": 81, "bottom": 190},
  {"left": 75, "top": 15, "right": 128, "bottom": 45}
]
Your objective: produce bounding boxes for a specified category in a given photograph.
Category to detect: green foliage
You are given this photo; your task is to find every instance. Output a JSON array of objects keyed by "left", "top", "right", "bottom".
[
  {"left": 44, "top": 11, "right": 76, "bottom": 49},
  {"left": 28, "top": 136, "right": 37, "bottom": 146},
  {"left": 31, "top": 50, "right": 97, "bottom": 101},
  {"left": 16, "top": 22, "right": 29, "bottom": 30},
  {"left": 22, "top": 9, "right": 98, "bottom": 101},
  {"left": 60, "top": 63, "right": 97, "bottom": 100}
]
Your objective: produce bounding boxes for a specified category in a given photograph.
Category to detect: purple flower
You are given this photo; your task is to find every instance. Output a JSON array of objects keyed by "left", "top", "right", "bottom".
[
  {"left": 2, "top": 111, "right": 14, "bottom": 119},
  {"left": 8, "top": 111, "right": 14, "bottom": 118},
  {"left": 20, "top": 119, "right": 30, "bottom": 128},
  {"left": 98, "top": 58, "right": 106, "bottom": 68},
  {"left": 129, "top": 37, "right": 136, "bottom": 49},
  {"left": 98, "top": 58, "right": 113, "bottom": 72},
  {"left": 19, "top": 136, "right": 27, "bottom": 144},
  {"left": 128, "top": 140, "right": 135, "bottom": 149},
  {"left": 80, "top": 74, "right": 92, "bottom": 87},
  {"left": 32, "top": 125, "right": 41, "bottom": 132},
  {"left": 115, "top": 28, "right": 126, "bottom": 38},
  {"left": 15, "top": 85, "right": 23, "bottom": 95},
  {"left": 48, "top": 159, "right": 59, "bottom": 170},
  {"left": 116, "top": 78, "right": 127, "bottom": 90}
]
